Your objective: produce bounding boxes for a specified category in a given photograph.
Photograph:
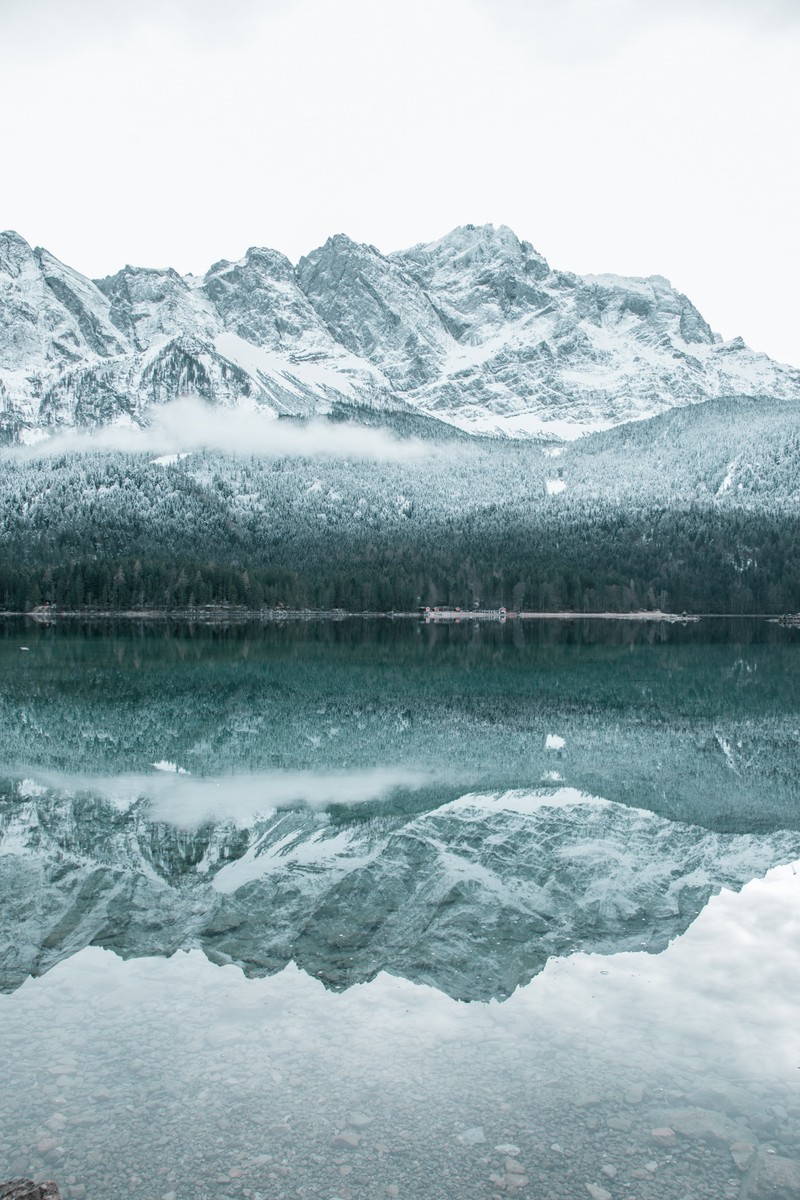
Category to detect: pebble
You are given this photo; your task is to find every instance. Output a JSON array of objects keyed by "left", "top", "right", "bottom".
[
  {"left": 607, "top": 1117, "right": 633, "bottom": 1132},
  {"left": 731, "top": 1141, "right": 757, "bottom": 1172},
  {"left": 457, "top": 1126, "right": 485, "bottom": 1146},
  {"left": 2, "top": 965, "right": 796, "bottom": 1200},
  {"left": 331, "top": 1131, "right": 362, "bottom": 1150}
]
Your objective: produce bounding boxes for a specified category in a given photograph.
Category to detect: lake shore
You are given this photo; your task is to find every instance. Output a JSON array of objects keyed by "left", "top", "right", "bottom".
[{"left": 2, "top": 605, "right": 787, "bottom": 625}]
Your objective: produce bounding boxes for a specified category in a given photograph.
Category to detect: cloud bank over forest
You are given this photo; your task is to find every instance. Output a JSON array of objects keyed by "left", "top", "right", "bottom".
[{"left": 8, "top": 399, "right": 433, "bottom": 462}]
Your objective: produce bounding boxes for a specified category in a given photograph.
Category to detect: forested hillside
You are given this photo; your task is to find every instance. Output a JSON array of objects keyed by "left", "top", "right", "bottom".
[{"left": 1, "top": 397, "right": 798, "bottom": 614}]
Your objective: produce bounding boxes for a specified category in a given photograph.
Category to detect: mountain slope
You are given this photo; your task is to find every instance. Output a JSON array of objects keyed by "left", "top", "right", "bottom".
[
  {"left": 2, "top": 225, "right": 798, "bottom": 443},
  {"left": 2, "top": 784, "right": 798, "bottom": 999},
  {"left": 392, "top": 226, "right": 799, "bottom": 436}
]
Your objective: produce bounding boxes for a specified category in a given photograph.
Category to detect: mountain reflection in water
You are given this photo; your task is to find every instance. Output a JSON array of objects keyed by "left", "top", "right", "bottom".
[
  {"left": 2, "top": 781, "right": 799, "bottom": 999},
  {"left": 0, "top": 860, "right": 798, "bottom": 1200},
  {"left": 1, "top": 618, "right": 800, "bottom": 1200}
]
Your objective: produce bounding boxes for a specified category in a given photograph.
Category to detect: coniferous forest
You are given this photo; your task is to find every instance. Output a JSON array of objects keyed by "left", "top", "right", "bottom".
[{"left": 2, "top": 396, "right": 799, "bottom": 615}]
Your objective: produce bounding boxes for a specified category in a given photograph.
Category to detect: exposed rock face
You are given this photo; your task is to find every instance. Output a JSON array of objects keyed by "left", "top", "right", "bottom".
[
  {"left": 296, "top": 234, "right": 451, "bottom": 390},
  {"left": 0, "top": 232, "right": 125, "bottom": 375},
  {"left": 2, "top": 224, "right": 799, "bottom": 444},
  {"left": 95, "top": 265, "right": 218, "bottom": 350},
  {"left": 395, "top": 223, "right": 553, "bottom": 340},
  {"left": 201, "top": 246, "right": 336, "bottom": 354}
]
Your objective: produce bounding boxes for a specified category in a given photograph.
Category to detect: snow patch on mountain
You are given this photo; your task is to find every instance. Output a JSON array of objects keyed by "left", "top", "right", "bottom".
[
  {"left": 3, "top": 781, "right": 800, "bottom": 999},
  {"left": 2, "top": 225, "right": 799, "bottom": 444}
]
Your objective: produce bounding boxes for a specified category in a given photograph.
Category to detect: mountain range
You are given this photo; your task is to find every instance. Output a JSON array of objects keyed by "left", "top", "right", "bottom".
[
  {"left": 3, "top": 224, "right": 799, "bottom": 444},
  {"left": 3, "top": 782, "right": 798, "bottom": 999}
]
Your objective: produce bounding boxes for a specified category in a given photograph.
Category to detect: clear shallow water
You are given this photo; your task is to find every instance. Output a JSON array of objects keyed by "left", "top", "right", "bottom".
[{"left": 1, "top": 618, "right": 799, "bottom": 1200}]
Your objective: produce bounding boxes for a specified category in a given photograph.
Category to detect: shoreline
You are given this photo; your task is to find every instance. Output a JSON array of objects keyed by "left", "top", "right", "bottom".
[{"left": 0, "top": 606, "right": 794, "bottom": 625}]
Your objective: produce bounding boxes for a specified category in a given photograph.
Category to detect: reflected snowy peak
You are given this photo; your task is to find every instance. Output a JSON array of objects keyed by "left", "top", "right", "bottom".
[{"left": 2, "top": 781, "right": 798, "bottom": 1000}]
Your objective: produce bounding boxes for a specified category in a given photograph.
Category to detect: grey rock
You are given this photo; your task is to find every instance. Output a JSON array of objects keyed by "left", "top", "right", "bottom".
[
  {"left": 649, "top": 1106, "right": 757, "bottom": 1148},
  {"left": 331, "top": 1130, "right": 361, "bottom": 1149},
  {"left": 0, "top": 1183, "right": 62, "bottom": 1200},
  {"left": 346, "top": 1111, "right": 372, "bottom": 1129},
  {"left": 607, "top": 1117, "right": 633, "bottom": 1132},
  {"left": 733, "top": 1142, "right": 758, "bottom": 1172},
  {"left": 457, "top": 1127, "right": 485, "bottom": 1146},
  {"left": 741, "top": 1150, "right": 800, "bottom": 1199}
]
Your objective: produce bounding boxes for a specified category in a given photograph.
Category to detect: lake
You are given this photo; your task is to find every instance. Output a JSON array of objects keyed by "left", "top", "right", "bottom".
[{"left": 1, "top": 617, "right": 799, "bottom": 1200}]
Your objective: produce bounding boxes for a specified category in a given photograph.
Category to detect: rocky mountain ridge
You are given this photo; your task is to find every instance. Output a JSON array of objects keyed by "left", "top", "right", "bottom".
[
  {"left": 2, "top": 225, "right": 798, "bottom": 443},
  {"left": 2, "top": 782, "right": 798, "bottom": 999}
]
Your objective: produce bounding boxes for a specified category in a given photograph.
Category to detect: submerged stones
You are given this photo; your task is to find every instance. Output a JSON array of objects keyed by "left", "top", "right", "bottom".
[
  {"left": 741, "top": 1151, "right": 800, "bottom": 1199},
  {"left": 649, "top": 1106, "right": 758, "bottom": 1149},
  {"left": 330, "top": 1131, "right": 361, "bottom": 1150},
  {"left": 0, "top": 1185, "right": 61, "bottom": 1200}
]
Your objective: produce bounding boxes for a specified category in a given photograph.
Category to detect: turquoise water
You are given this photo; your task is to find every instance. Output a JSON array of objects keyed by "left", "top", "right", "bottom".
[{"left": 1, "top": 618, "right": 799, "bottom": 1200}]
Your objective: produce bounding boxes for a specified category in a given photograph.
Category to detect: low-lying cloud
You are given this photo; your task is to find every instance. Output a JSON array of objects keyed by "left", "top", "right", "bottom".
[
  {"left": 12, "top": 397, "right": 434, "bottom": 463},
  {"left": 12, "top": 767, "right": 441, "bottom": 828}
]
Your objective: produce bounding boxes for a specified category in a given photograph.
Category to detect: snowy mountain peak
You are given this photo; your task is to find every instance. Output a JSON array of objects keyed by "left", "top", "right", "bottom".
[
  {"left": 0, "top": 229, "right": 37, "bottom": 276},
  {"left": 580, "top": 272, "right": 716, "bottom": 346},
  {"left": 1, "top": 225, "right": 799, "bottom": 443},
  {"left": 95, "top": 264, "right": 218, "bottom": 352},
  {"left": 393, "top": 224, "right": 553, "bottom": 348},
  {"left": 206, "top": 244, "right": 296, "bottom": 284},
  {"left": 400, "top": 222, "right": 548, "bottom": 274},
  {"left": 297, "top": 232, "right": 451, "bottom": 390},
  {"left": 0, "top": 233, "right": 127, "bottom": 379},
  {"left": 202, "top": 245, "right": 337, "bottom": 355}
]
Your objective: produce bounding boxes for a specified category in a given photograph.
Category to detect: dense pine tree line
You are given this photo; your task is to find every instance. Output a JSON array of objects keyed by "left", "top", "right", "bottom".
[
  {"left": 0, "top": 503, "right": 797, "bottom": 614},
  {"left": 1, "top": 397, "right": 798, "bottom": 614}
]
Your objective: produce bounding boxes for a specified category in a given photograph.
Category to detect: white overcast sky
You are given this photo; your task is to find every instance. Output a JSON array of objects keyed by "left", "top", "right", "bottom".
[{"left": 2, "top": 0, "right": 799, "bottom": 365}]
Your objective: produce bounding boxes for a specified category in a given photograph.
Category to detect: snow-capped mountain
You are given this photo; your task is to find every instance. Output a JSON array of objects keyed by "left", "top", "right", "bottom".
[
  {"left": 2, "top": 224, "right": 799, "bottom": 443},
  {"left": 2, "top": 783, "right": 798, "bottom": 999}
]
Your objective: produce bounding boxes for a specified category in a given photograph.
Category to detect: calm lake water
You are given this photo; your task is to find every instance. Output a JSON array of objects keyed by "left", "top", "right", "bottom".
[{"left": 1, "top": 617, "right": 799, "bottom": 1200}]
